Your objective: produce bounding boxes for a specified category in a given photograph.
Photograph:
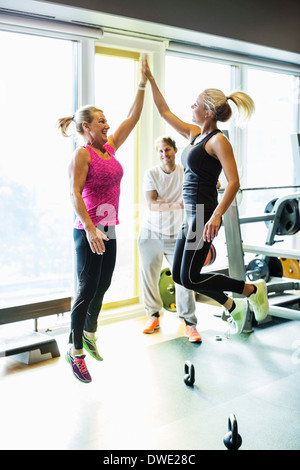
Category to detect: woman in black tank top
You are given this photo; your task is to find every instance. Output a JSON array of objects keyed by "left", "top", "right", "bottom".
[{"left": 143, "top": 58, "right": 269, "bottom": 336}]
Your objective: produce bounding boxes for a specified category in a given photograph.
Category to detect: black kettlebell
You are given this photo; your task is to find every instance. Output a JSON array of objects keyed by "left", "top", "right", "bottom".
[
  {"left": 223, "top": 414, "right": 242, "bottom": 450},
  {"left": 184, "top": 361, "right": 195, "bottom": 386}
]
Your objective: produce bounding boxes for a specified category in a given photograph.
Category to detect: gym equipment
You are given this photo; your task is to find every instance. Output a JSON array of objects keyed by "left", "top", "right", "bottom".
[
  {"left": 222, "top": 188, "right": 300, "bottom": 330},
  {"left": 268, "top": 256, "right": 284, "bottom": 278},
  {"left": 158, "top": 244, "right": 217, "bottom": 312},
  {"left": 184, "top": 360, "right": 195, "bottom": 386},
  {"left": 204, "top": 243, "right": 216, "bottom": 266},
  {"left": 246, "top": 257, "right": 269, "bottom": 281},
  {"left": 223, "top": 414, "right": 242, "bottom": 450},
  {"left": 280, "top": 258, "right": 300, "bottom": 279},
  {"left": 159, "top": 268, "right": 176, "bottom": 312},
  {"left": 143, "top": 322, "right": 300, "bottom": 449},
  {"left": 245, "top": 256, "right": 283, "bottom": 282},
  {"left": 0, "top": 332, "right": 60, "bottom": 364},
  {"left": 0, "top": 297, "right": 69, "bottom": 363},
  {"left": 264, "top": 198, "right": 300, "bottom": 235},
  {"left": 159, "top": 245, "right": 216, "bottom": 312}
]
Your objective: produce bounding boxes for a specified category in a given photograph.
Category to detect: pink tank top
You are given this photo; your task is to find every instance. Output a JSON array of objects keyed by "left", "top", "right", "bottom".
[{"left": 74, "top": 144, "right": 124, "bottom": 229}]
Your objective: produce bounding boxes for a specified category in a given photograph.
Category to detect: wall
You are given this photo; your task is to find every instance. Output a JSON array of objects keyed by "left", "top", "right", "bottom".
[{"left": 41, "top": 0, "right": 300, "bottom": 54}]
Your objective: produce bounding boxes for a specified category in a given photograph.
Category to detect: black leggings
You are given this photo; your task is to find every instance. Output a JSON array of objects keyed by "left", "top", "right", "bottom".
[
  {"left": 69, "top": 225, "right": 116, "bottom": 350},
  {"left": 172, "top": 208, "right": 245, "bottom": 305}
]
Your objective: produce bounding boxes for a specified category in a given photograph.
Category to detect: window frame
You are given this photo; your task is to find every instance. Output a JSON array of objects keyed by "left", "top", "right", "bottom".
[
  {"left": 165, "top": 46, "right": 300, "bottom": 181},
  {"left": 0, "top": 14, "right": 299, "bottom": 320},
  {"left": 0, "top": 26, "right": 78, "bottom": 322},
  {"left": 163, "top": 47, "right": 300, "bottom": 268},
  {"left": 94, "top": 45, "right": 141, "bottom": 310}
]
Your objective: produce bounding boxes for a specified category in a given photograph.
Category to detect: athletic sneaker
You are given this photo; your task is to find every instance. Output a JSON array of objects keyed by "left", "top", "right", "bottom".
[
  {"left": 65, "top": 349, "right": 92, "bottom": 384},
  {"left": 143, "top": 316, "right": 160, "bottom": 334},
  {"left": 82, "top": 332, "right": 103, "bottom": 361},
  {"left": 248, "top": 279, "right": 269, "bottom": 322},
  {"left": 185, "top": 325, "right": 202, "bottom": 343},
  {"left": 229, "top": 298, "right": 248, "bottom": 334}
]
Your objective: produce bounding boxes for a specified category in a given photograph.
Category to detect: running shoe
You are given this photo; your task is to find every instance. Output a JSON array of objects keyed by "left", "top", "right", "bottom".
[
  {"left": 65, "top": 349, "right": 92, "bottom": 384},
  {"left": 185, "top": 325, "right": 202, "bottom": 343},
  {"left": 248, "top": 279, "right": 269, "bottom": 322},
  {"left": 143, "top": 316, "right": 160, "bottom": 334},
  {"left": 82, "top": 332, "right": 103, "bottom": 361},
  {"left": 229, "top": 298, "right": 248, "bottom": 334}
]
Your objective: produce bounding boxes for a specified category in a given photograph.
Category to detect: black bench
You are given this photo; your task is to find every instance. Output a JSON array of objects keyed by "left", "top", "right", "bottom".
[{"left": 0, "top": 297, "right": 71, "bottom": 364}]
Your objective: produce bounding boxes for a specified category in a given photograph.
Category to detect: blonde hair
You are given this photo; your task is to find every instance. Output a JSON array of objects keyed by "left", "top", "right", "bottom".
[
  {"left": 201, "top": 88, "right": 255, "bottom": 126},
  {"left": 57, "top": 105, "right": 103, "bottom": 137},
  {"left": 155, "top": 136, "right": 177, "bottom": 151}
]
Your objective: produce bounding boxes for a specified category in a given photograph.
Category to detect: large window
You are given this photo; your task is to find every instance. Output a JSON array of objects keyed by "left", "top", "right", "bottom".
[
  {"left": 165, "top": 55, "right": 232, "bottom": 155},
  {"left": 0, "top": 31, "right": 75, "bottom": 307},
  {"left": 1, "top": 23, "right": 299, "bottom": 316},
  {"left": 164, "top": 54, "right": 232, "bottom": 268},
  {"left": 239, "top": 68, "right": 298, "bottom": 250},
  {"left": 94, "top": 48, "right": 140, "bottom": 306},
  {"left": 246, "top": 68, "right": 296, "bottom": 190},
  {"left": 164, "top": 53, "right": 300, "bottom": 267}
]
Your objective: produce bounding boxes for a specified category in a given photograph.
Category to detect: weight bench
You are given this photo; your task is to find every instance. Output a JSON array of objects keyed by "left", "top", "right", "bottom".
[
  {"left": 0, "top": 296, "right": 71, "bottom": 364},
  {"left": 223, "top": 191, "right": 300, "bottom": 331}
]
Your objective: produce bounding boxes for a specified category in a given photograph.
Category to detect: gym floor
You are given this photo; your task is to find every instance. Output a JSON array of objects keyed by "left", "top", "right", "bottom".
[{"left": 1, "top": 300, "right": 300, "bottom": 451}]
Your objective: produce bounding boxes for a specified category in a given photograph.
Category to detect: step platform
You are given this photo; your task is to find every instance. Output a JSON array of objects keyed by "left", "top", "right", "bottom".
[{"left": 0, "top": 331, "right": 60, "bottom": 364}]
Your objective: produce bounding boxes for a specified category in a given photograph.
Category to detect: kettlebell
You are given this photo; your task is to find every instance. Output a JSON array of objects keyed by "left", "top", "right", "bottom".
[
  {"left": 223, "top": 414, "right": 242, "bottom": 450},
  {"left": 184, "top": 360, "right": 195, "bottom": 386}
]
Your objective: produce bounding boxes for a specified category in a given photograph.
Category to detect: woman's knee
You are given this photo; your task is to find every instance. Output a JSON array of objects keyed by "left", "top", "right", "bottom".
[
  {"left": 179, "top": 270, "right": 192, "bottom": 289},
  {"left": 77, "top": 269, "right": 99, "bottom": 302}
]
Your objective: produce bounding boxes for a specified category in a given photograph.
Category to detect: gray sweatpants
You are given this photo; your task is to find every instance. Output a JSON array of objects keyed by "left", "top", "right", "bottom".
[{"left": 138, "top": 229, "right": 197, "bottom": 325}]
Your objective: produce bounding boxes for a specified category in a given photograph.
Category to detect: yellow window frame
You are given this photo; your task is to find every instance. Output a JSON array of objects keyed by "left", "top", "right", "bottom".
[{"left": 95, "top": 46, "right": 142, "bottom": 311}]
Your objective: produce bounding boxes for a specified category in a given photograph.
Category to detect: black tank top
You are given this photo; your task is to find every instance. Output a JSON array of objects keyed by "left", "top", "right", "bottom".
[{"left": 181, "top": 129, "right": 222, "bottom": 211}]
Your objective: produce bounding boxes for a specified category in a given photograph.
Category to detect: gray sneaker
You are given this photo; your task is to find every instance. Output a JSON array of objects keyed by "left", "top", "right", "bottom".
[
  {"left": 229, "top": 298, "right": 248, "bottom": 334},
  {"left": 248, "top": 279, "right": 269, "bottom": 322}
]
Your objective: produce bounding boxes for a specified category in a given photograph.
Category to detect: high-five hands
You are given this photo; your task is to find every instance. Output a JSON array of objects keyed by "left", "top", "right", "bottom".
[{"left": 141, "top": 54, "right": 153, "bottom": 80}]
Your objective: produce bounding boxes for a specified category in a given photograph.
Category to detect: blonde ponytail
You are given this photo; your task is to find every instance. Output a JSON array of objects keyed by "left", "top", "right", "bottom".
[
  {"left": 227, "top": 91, "right": 255, "bottom": 126},
  {"left": 57, "top": 116, "right": 73, "bottom": 137},
  {"left": 202, "top": 88, "right": 255, "bottom": 127},
  {"left": 57, "top": 105, "right": 103, "bottom": 138}
]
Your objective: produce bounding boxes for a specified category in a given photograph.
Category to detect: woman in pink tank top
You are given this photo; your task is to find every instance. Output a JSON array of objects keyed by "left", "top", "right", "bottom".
[{"left": 57, "top": 60, "right": 147, "bottom": 383}]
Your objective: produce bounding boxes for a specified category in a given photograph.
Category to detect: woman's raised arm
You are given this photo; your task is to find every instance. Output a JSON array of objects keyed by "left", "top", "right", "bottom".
[
  {"left": 109, "top": 56, "right": 148, "bottom": 151},
  {"left": 142, "top": 57, "right": 200, "bottom": 141}
]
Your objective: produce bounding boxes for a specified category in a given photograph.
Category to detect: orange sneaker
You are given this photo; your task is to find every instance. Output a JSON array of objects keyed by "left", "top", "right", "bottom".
[
  {"left": 143, "top": 316, "right": 160, "bottom": 334},
  {"left": 185, "top": 325, "right": 202, "bottom": 343}
]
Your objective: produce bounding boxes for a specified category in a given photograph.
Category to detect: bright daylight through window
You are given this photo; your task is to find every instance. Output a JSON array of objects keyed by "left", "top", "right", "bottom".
[
  {"left": 0, "top": 31, "right": 75, "bottom": 308},
  {"left": 95, "top": 51, "right": 139, "bottom": 305},
  {"left": 165, "top": 54, "right": 232, "bottom": 268}
]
